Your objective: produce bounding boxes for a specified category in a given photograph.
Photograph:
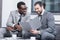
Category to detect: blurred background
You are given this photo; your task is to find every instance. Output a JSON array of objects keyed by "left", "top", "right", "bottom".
[
  {"left": 0, "top": 0, "right": 60, "bottom": 40},
  {"left": 0, "top": 0, "right": 60, "bottom": 27}
]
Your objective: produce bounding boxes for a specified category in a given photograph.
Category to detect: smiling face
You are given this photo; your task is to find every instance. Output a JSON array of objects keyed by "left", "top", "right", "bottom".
[
  {"left": 34, "top": 4, "right": 43, "bottom": 15},
  {"left": 18, "top": 5, "right": 27, "bottom": 15}
]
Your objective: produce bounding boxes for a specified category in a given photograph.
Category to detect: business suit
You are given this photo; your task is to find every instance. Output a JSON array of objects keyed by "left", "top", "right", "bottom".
[
  {"left": 5, "top": 10, "right": 30, "bottom": 37},
  {"left": 6, "top": 10, "right": 30, "bottom": 27},
  {"left": 30, "top": 11, "right": 56, "bottom": 40}
]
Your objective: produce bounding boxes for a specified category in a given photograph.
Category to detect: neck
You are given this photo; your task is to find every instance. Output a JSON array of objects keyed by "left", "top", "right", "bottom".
[
  {"left": 39, "top": 9, "right": 45, "bottom": 16},
  {"left": 38, "top": 11, "right": 42, "bottom": 16},
  {"left": 18, "top": 12, "right": 22, "bottom": 15}
]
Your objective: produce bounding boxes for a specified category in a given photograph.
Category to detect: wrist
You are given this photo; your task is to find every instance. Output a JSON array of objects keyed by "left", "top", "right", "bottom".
[{"left": 38, "top": 31, "right": 40, "bottom": 34}]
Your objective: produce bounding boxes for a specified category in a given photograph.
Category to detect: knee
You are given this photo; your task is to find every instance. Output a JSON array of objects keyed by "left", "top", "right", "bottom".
[
  {"left": 41, "top": 32, "right": 55, "bottom": 40},
  {"left": 0, "top": 28, "right": 6, "bottom": 34},
  {"left": 24, "top": 32, "right": 31, "bottom": 38},
  {"left": 42, "top": 35, "right": 55, "bottom": 40}
]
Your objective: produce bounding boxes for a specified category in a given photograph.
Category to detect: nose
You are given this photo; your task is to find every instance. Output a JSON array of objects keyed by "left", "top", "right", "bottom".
[
  {"left": 35, "top": 9, "right": 38, "bottom": 12},
  {"left": 24, "top": 10, "right": 27, "bottom": 12}
]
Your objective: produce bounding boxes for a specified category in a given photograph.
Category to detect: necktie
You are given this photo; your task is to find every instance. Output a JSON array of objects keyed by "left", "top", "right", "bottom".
[
  {"left": 38, "top": 15, "right": 42, "bottom": 21},
  {"left": 37, "top": 15, "right": 42, "bottom": 30},
  {"left": 40, "top": 15, "right": 42, "bottom": 21},
  {"left": 18, "top": 15, "right": 22, "bottom": 25}
]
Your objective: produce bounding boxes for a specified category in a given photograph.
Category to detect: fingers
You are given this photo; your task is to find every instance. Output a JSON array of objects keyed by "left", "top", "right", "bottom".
[
  {"left": 6, "top": 27, "right": 14, "bottom": 31},
  {"left": 14, "top": 24, "right": 22, "bottom": 31}
]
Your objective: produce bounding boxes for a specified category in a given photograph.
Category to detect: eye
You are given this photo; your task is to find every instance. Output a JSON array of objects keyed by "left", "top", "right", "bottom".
[{"left": 35, "top": 8, "right": 39, "bottom": 10}]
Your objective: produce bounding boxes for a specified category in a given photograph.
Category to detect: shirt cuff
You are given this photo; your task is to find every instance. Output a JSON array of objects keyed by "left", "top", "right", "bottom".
[
  {"left": 12, "top": 24, "right": 15, "bottom": 27},
  {"left": 38, "top": 31, "right": 40, "bottom": 34}
]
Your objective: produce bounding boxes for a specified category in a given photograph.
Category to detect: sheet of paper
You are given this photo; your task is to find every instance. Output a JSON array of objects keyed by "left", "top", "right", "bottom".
[
  {"left": 29, "top": 17, "right": 41, "bottom": 30},
  {"left": 19, "top": 22, "right": 32, "bottom": 31}
]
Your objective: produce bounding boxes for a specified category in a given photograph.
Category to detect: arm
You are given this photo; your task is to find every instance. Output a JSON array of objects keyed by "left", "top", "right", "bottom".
[
  {"left": 30, "top": 13, "right": 55, "bottom": 35},
  {"left": 6, "top": 12, "right": 14, "bottom": 27},
  {"left": 6, "top": 11, "right": 22, "bottom": 31},
  {"left": 40, "top": 13, "right": 55, "bottom": 34}
]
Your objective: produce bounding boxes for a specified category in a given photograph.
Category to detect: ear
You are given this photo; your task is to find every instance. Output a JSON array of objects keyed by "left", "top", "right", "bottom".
[{"left": 42, "top": 6, "right": 44, "bottom": 9}]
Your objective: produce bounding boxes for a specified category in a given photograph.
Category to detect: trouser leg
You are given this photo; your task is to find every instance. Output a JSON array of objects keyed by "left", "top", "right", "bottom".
[{"left": 41, "top": 32, "right": 55, "bottom": 40}]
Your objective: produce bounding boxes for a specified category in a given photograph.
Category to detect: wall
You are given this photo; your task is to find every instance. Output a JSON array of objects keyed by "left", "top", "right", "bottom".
[{"left": 0, "top": 0, "right": 2, "bottom": 27}]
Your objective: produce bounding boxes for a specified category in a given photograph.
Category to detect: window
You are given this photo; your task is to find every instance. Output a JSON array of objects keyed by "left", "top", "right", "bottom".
[{"left": 31, "top": 0, "right": 60, "bottom": 13}]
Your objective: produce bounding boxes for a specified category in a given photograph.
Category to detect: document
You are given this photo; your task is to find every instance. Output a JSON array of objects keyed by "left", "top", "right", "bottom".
[
  {"left": 29, "top": 17, "right": 41, "bottom": 30},
  {"left": 19, "top": 22, "right": 32, "bottom": 31}
]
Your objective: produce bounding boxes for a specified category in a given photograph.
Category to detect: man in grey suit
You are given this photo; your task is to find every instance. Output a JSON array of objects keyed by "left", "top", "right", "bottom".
[
  {"left": 5, "top": 1, "right": 30, "bottom": 37},
  {"left": 30, "top": 1, "right": 56, "bottom": 40}
]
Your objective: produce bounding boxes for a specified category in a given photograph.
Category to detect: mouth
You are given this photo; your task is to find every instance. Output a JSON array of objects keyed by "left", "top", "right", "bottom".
[{"left": 23, "top": 12, "right": 26, "bottom": 15}]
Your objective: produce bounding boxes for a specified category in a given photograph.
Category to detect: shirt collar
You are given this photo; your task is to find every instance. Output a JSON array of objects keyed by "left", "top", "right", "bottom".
[
  {"left": 17, "top": 10, "right": 27, "bottom": 17},
  {"left": 16, "top": 10, "right": 21, "bottom": 16},
  {"left": 40, "top": 9, "right": 45, "bottom": 15}
]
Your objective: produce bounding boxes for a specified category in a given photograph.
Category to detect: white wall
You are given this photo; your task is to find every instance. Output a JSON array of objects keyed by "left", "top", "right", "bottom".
[
  {"left": 2, "top": 0, "right": 31, "bottom": 27},
  {"left": 22, "top": 0, "right": 31, "bottom": 12},
  {"left": 0, "top": 0, "right": 2, "bottom": 27}
]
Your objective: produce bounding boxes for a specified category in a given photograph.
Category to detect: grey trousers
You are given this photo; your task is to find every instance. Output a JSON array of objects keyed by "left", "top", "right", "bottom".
[
  {"left": 41, "top": 32, "right": 55, "bottom": 40},
  {"left": 24, "top": 31, "right": 55, "bottom": 40},
  {"left": 0, "top": 28, "right": 55, "bottom": 40}
]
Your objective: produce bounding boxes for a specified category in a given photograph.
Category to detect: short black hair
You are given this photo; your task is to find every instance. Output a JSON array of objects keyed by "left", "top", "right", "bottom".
[
  {"left": 34, "top": 1, "right": 46, "bottom": 9},
  {"left": 17, "top": 1, "right": 25, "bottom": 8}
]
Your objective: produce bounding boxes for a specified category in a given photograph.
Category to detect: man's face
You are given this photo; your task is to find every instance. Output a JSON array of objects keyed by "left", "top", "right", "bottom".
[
  {"left": 18, "top": 5, "right": 27, "bottom": 15},
  {"left": 34, "top": 4, "right": 42, "bottom": 15}
]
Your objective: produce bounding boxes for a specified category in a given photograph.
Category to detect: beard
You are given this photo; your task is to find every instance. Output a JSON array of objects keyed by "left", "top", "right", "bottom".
[
  {"left": 19, "top": 11, "right": 26, "bottom": 16},
  {"left": 37, "top": 11, "right": 42, "bottom": 16}
]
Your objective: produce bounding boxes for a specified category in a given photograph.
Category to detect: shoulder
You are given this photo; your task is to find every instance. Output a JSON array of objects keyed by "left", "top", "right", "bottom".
[
  {"left": 44, "top": 11, "right": 53, "bottom": 17},
  {"left": 45, "top": 11, "right": 54, "bottom": 20},
  {"left": 10, "top": 10, "right": 18, "bottom": 15},
  {"left": 46, "top": 11, "right": 53, "bottom": 15}
]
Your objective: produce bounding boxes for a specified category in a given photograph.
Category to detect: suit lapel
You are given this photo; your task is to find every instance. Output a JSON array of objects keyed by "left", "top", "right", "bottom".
[
  {"left": 41, "top": 11, "right": 47, "bottom": 23},
  {"left": 15, "top": 11, "right": 20, "bottom": 24}
]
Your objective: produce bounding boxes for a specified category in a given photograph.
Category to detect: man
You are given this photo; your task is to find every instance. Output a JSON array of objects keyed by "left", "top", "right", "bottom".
[
  {"left": 30, "top": 1, "right": 56, "bottom": 40},
  {"left": 5, "top": 1, "right": 30, "bottom": 37}
]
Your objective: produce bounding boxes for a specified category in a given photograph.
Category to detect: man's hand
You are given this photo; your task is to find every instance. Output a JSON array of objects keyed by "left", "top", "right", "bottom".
[
  {"left": 30, "top": 30, "right": 40, "bottom": 35},
  {"left": 6, "top": 27, "right": 14, "bottom": 31},
  {"left": 14, "top": 24, "right": 22, "bottom": 31}
]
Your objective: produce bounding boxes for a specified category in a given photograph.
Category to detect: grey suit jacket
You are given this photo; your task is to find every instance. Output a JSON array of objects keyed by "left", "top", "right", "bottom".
[
  {"left": 30, "top": 11, "right": 56, "bottom": 35},
  {"left": 6, "top": 10, "right": 30, "bottom": 27}
]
